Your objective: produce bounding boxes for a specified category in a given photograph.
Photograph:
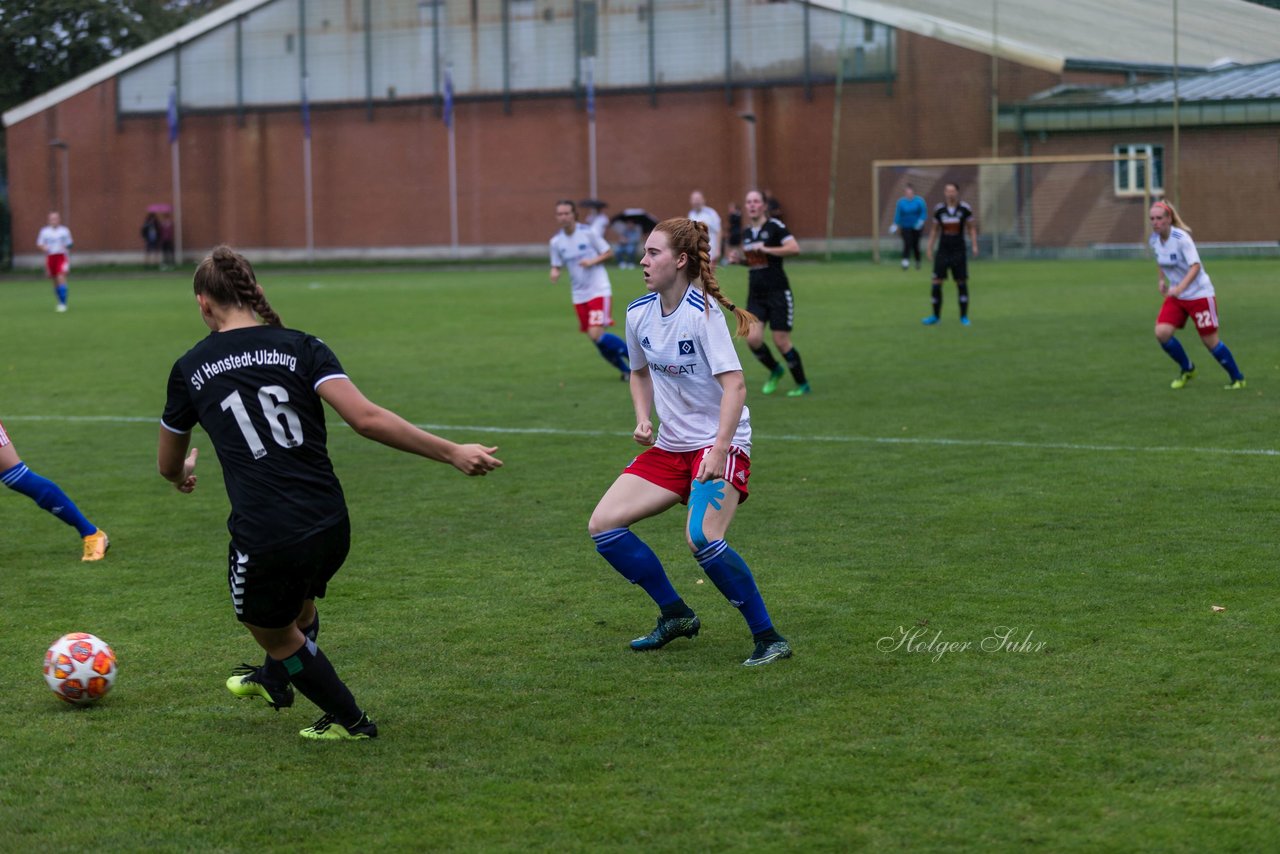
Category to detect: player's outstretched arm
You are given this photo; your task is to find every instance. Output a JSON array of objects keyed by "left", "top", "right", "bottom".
[{"left": 318, "top": 377, "right": 502, "bottom": 476}]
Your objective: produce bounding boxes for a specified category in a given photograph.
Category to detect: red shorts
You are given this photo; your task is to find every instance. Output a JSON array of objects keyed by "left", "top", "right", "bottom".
[
  {"left": 574, "top": 296, "right": 614, "bottom": 332},
  {"left": 46, "top": 254, "right": 69, "bottom": 279},
  {"left": 622, "top": 445, "right": 751, "bottom": 504},
  {"left": 1157, "top": 295, "right": 1218, "bottom": 335}
]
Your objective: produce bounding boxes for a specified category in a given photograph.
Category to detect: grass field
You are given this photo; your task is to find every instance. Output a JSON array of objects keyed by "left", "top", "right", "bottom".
[{"left": 2, "top": 254, "right": 1278, "bottom": 851}]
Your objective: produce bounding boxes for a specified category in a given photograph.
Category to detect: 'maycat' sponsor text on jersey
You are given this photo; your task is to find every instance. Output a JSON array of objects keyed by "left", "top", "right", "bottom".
[{"left": 625, "top": 285, "right": 751, "bottom": 454}]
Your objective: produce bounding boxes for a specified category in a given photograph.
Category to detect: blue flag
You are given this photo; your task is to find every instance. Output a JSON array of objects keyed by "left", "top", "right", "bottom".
[
  {"left": 443, "top": 66, "right": 454, "bottom": 129},
  {"left": 167, "top": 86, "right": 179, "bottom": 144},
  {"left": 301, "top": 74, "right": 312, "bottom": 139}
]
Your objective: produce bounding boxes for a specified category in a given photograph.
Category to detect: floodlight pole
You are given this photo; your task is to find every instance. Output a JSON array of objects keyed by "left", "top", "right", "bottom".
[
  {"left": 48, "top": 140, "right": 70, "bottom": 224},
  {"left": 585, "top": 56, "right": 598, "bottom": 200},
  {"left": 824, "top": 0, "right": 849, "bottom": 261},
  {"left": 991, "top": 0, "right": 1000, "bottom": 260},
  {"left": 1171, "top": 0, "right": 1180, "bottom": 207},
  {"left": 741, "top": 107, "right": 758, "bottom": 191}
]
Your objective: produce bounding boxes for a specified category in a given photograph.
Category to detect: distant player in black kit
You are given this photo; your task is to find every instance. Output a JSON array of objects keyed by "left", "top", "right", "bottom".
[
  {"left": 158, "top": 246, "right": 502, "bottom": 741},
  {"left": 923, "top": 182, "right": 979, "bottom": 326},
  {"left": 731, "top": 189, "right": 811, "bottom": 396}
]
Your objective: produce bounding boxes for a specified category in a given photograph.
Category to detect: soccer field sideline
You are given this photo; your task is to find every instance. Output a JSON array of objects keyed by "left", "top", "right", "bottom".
[{"left": 7, "top": 412, "right": 1279, "bottom": 457}]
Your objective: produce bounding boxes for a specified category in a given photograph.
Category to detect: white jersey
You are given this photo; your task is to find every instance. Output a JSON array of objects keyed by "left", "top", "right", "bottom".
[
  {"left": 625, "top": 285, "right": 751, "bottom": 455},
  {"left": 687, "top": 206, "right": 722, "bottom": 263},
  {"left": 37, "top": 225, "right": 73, "bottom": 256},
  {"left": 1150, "top": 228, "right": 1213, "bottom": 300},
  {"left": 587, "top": 212, "right": 610, "bottom": 242},
  {"left": 550, "top": 224, "right": 613, "bottom": 304}
]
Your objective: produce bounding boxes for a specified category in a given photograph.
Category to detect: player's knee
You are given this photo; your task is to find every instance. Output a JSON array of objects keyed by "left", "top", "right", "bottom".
[
  {"left": 686, "top": 523, "right": 710, "bottom": 552},
  {"left": 587, "top": 514, "right": 610, "bottom": 538}
]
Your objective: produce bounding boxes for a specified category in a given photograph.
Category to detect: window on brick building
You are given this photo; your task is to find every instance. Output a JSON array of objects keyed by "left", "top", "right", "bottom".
[{"left": 1114, "top": 144, "right": 1164, "bottom": 196}]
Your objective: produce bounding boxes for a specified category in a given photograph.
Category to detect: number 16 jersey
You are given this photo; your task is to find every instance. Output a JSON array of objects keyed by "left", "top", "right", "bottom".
[{"left": 162, "top": 325, "right": 349, "bottom": 551}]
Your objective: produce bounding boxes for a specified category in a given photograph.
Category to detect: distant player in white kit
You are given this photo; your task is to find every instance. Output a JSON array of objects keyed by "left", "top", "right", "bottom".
[
  {"left": 549, "top": 199, "right": 630, "bottom": 380},
  {"left": 588, "top": 217, "right": 792, "bottom": 667},
  {"left": 37, "top": 211, "right": 73, "bottom": 312},
  {"left": 1149, "top": 200, "right": 1246, "bottom": 390},
  {"left": 687, "top": 190, "right": 721, "bottom": 267}
]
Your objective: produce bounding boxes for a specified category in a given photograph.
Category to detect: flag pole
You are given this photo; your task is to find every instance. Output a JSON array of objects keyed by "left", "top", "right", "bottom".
[
  {"left": 586, "top": 57, "right": 598, "bottom": 199},
  {"left": 302, "top": 73, "right": 314, "bottom": 261},
  {"left": 168, "top": 84, "right": 183, "bottom": 267},
  {"left": 445, "top": 64, "right": 458, "bottom": 254}
]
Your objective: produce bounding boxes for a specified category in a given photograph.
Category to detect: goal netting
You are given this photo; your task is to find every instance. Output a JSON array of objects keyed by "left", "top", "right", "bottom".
[{"left": 870, "top": 155, "right": 1152, "bottom": 262}]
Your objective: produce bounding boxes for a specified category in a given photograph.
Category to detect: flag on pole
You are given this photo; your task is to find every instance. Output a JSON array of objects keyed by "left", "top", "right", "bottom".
[
  {"left": 585, "top": 58, "right": 595, "bottom": 120},
  {"left": 443, "top": 66, "right": 454, "bottom": 129},
  {"left": 301, "top": 73, "right": 312, "bottom": 139},
  {"left": 167, "top": 85, "right": 179, "bottom": 143}
]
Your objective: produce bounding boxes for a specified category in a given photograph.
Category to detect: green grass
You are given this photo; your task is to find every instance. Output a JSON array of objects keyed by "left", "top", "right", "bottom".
[{"left": 2, "top": 256, "right": 1278, "bottom": 851}]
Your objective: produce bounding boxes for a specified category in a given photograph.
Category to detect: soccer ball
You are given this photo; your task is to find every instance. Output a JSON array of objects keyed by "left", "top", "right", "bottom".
[{"left": 44, "top": 632, "right": 117, "bottom": 705}]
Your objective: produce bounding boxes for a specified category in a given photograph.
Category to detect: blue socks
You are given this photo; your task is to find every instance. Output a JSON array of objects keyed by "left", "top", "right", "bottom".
[
  {"left": 595, "top": 333, "right": 630, "bottom": 374},
  {"left": 1160, "top": 337, "right": 1193, "bottom": 372},
  {"left": 56, "top": 284, "right": 68, "bottom": 306},
  {"left": 2, "top": 461, "right": 97, "bottom": 537},
  {"left": 694, "top": 539, "right": 774, "bottom": 635},
  {"left": 1211, "top": 342, "right": 1244, "bottom": 381},
  {"left": 1162, "top": 337, "right": 1244, "bottom": 381},
  {"left": 593, "top": 528, "right": 680, "bottom": 608},
  {"left": 595, "top": 528, "right": 776, "bottom": 634}
]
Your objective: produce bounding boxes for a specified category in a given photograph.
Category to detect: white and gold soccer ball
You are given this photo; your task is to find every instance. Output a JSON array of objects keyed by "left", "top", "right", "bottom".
[{"left": 44, "top": 632, "right": 117, "bottom": 705}]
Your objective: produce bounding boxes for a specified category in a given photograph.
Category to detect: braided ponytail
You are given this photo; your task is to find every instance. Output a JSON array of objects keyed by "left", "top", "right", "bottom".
[
  {"left": 193, "top": 245, "right": 283, "bottom": 327},
  {"left": 654, "top": 218, "right": 757, "bottom": 338}
]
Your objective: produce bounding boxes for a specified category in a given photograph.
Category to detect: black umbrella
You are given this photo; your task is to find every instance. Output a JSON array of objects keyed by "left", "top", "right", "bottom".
[{"left": 610, "top": 208, "right": 658, "bottom": 232}]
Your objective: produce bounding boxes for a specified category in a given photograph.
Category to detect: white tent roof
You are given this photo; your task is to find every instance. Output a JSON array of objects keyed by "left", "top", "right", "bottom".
[{"left": 809, "top": 0, "right": 1280, "bottom": 73}]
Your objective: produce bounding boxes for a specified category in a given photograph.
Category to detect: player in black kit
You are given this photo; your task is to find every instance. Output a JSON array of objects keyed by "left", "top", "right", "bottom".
[
  {"left": 732, "top": 189, "right": 811, "bottom": 396},
  {"left": 158, "top": 246, "right": 502, "bottom": 740},
  {"left": 923, "top": 182, "right": 979, "bottom": 326}
]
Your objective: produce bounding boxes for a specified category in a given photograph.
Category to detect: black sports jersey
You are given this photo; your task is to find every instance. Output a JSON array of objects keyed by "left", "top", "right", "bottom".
[
  {"left": 934, "top": 202, "right": 974, "bottom": 253},
  {"left": 162, "top": 325, "right": 348, "bottom": 551},
  {"left": 743, "top": 217, "right": 793, "bottom": 290}
]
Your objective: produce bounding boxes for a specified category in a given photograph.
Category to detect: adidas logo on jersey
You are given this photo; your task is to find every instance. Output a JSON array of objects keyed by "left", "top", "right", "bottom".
[{"left": 641, "top": 337, "right": 652, "bottom": 350}]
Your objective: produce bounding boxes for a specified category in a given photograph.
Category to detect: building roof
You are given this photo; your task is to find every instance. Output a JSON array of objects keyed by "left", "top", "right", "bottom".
[
  {"left": 1026, "top": 59, "right": 1280, "bottom": 106},
  {"left": 810, "top": 0, "right": 1280, "bottom": 73},
  {"left": 1000, "top": 59, "right": 1280, "bottom": 131},
  {"left": 7, "top": 0, "right": 1280, "bottom": 128}
]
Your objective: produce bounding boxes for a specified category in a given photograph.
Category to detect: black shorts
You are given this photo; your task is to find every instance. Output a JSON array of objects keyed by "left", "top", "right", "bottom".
[
  {"left": 746, "top": 282, "right": 795, "bottom": 332},
  {"left": 933, "top": 248, "right": 968, "bottom": 282},
  {"left": 227, "top": 517, "right": 351, "bottom": 628}
]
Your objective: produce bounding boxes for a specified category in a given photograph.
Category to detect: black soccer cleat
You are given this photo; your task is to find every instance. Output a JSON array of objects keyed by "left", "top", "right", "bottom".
[{"left": 630, "top": 614, "right": 701, "bottom": 651}]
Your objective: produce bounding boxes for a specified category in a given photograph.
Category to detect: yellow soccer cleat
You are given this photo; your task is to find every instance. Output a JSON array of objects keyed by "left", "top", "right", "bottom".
[
  {"left": 300, "top": 712, "right": 378, "bottom": 741},
  {"left": 81, "top": 529, "right": 110, "bottom": 561}
]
